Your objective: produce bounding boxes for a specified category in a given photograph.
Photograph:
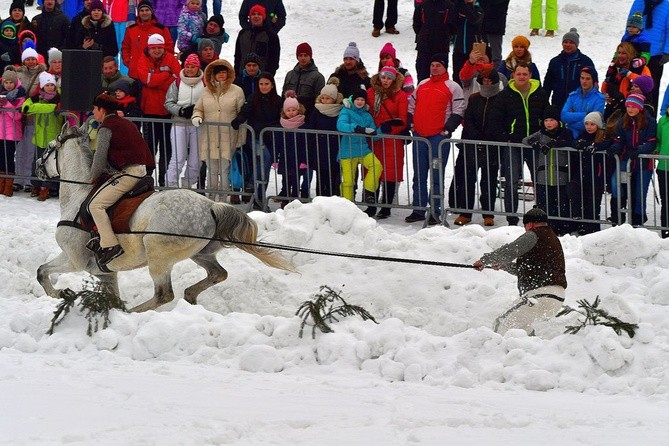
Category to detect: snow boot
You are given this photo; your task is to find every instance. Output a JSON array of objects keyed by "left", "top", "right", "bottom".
[{"left": 2, "top": 172, "right": 14, "bottom": 197}]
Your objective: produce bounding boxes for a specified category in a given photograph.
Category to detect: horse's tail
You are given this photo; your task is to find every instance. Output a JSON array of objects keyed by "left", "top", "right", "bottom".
[{"left": 210, "top": 203, "right": 296, "bottom": 272}]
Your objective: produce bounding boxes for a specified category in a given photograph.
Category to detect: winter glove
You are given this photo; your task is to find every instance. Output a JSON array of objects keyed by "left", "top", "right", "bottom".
[
  {"left": 179, "top": 104, "right": 194, "bottom": 119},
  {"left": 354, "top": 125, "right": 376, "bottom": 135},
  {"left": 660, "top": 54, "right": 669, "bottom": 65},
  {"left": 191, "top": 116, "right": 202, "bottom": 127},
  {"left": 379, "top": 118, "right": 403, "bottom": 134},
  {"left": 631, "top": 58, "right": 645, "bottom": 69},
  {"left": 574, "top": 138, "right": 590, "bottom": 150},
  {"left": 530, "top": 140, "right": 542, "bottom": 152},
  {"left": 617, "top": 67, "right": 630, "bottom": 77},
  {"left": 607, "top": 145, "right": 621, "bottom": 157},
  {"left": 379, "top": 121, "right": 393, "bottom": 134},
  {"left": 539, "top": 144, "right": 552, "bottom": 155},
  {"left": 230, "top": 118, "right": 242, "bottom": 130},
  {"left": 0, "top": 52, "right": 10, "bottom": 62}
]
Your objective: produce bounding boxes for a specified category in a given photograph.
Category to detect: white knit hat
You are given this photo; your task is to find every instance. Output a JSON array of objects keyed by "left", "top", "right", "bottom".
[
  {"left": 147, "top": 33, "right": 165, "bottom": 47},
  {"left": 584, "top": 111, "right": 604, "bottom": 129},
  {"left": 39, "top": 71, "right": 57, "bottom": 88},
  {"left": 21, "top": 47, "right": 38, "bottom": 62},
  {"left": 48, "top": 47, "right": 62, "bottom": 63}
]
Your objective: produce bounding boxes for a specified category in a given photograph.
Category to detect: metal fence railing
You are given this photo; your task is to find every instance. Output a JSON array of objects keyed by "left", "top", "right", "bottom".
[{"left": 2, "top": 110, "right": 668, "bottom": 237}]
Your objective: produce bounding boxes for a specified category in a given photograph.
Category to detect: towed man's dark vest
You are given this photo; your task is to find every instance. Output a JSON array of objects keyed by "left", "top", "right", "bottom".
[{"left": 515, "top": 226, "right": 567, "bottom": 295}]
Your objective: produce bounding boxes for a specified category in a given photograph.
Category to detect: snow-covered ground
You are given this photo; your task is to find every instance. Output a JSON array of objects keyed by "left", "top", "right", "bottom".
[{"left": 1, "top": 0, "right": 668, "bottom": 444}]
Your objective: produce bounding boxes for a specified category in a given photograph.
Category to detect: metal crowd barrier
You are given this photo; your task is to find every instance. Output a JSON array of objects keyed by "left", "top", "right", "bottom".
[{"left": 2, "top": 109, "right": 669, "bottom": 238}]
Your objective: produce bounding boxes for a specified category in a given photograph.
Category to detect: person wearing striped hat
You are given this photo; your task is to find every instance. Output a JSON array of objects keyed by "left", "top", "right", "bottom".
[{"left": 608, "top": 92, "right": 657, "bottom": 226}]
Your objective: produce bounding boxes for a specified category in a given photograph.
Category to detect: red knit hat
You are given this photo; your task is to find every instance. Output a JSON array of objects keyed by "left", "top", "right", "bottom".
[
  {"left": 249, "top": 4, "right": 266, "bottom": 21},
  {"left": 184, "top": 53, "right": 200, "bottom": 67},
  {"left": 296, "top": 42, "right": 312, "bottom": 58}
]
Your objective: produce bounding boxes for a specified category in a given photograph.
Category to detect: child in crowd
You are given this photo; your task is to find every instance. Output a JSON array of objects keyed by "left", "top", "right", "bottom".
[
  {"left": 306, "top": 78, "right": 343, "bottom": 197},
  {"left": 572, "top": 112, "right": 611, "bottom": 235},
  {"left": 0, "top": 68, "right": 26, "bottom": 196},
  {"left": 620, "top": 12, "right": 651, "bottom": 70},
  {"left": 177, "top": 0, "right": 206, "bottom": 55},
  {"left": 14, "top": 44, "right": 43, "bottom": 193},
  {"left": 22, "top": 71, "right": 63, "bottom": 201},
  {"left": 523, "top": 105, "right": 574, "bottom": 235},
  {"left": 336, "top": 89, "right": 383, "bottom": 205},
  {"left": 0, "top": 22, "right": 19, "bottom": 71},
  {"left": 274, "top": 95, "right": 308, "bottom": 208},
  {"left": 608, "top": 93, "right": 656, "bottom": 226},
  {"left": 111, "top": 79, "right": 142, "bottom": 121}
]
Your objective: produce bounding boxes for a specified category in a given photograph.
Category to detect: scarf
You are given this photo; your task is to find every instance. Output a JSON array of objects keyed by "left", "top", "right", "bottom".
[
  {"left": 479, "top": 83, "right": 500, "bottom": 98},
  {"left": 280, "top": 114, "right": 305, "bottom": 129},
  {"left": 504, "top": 50, "right": 533, "bottom": 73},
  {"left": 180, "top": 70, "right": 203, "bottom": 86},
  {"left": 39, "top": 90, "right": 58, "bottom": 101},
  {"left": 644, "top": 0, "right": 662, "bottom": 29},
  {"left": 315, "top": 102, "right": 342, "bottom": 117}
]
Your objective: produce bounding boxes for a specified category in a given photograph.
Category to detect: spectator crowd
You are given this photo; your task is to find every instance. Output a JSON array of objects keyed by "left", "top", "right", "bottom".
[{"left": 1, "top": 0, "right": 669, "bottom": 239}]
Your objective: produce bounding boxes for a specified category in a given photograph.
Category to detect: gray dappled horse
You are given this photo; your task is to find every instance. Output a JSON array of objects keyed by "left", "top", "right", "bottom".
[{"left": 35, "top": 122, "right": 293, "bottom": 312}]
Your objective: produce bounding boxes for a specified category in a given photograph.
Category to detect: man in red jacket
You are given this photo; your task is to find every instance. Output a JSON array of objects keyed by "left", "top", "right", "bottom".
[
  {"left": 405, "top": 53, "right": 465, "bottom": 225},
  {"left": 87, "top": 93, "right": 155, "bottom": 268},
  {"left": 121, "top": 0, "right": 173, "bottom": 80},
  {"left": 137, "top": 33, "right": 181, "bottom": 186}
]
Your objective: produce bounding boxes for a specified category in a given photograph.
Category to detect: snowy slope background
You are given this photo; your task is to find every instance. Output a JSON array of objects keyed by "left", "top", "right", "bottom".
[{"left": 1, "top": 0, "right": 668, "bottom": 444}]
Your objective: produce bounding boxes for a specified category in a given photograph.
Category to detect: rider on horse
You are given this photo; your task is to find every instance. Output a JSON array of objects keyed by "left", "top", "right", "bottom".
[{"left": 88, "top": 92, "right": 155, "bottom": 267}]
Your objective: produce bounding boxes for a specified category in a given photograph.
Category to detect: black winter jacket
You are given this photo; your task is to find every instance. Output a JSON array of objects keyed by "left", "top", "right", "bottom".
[{"left": 489, "top": 79, "right": 549, "bottom": 143}]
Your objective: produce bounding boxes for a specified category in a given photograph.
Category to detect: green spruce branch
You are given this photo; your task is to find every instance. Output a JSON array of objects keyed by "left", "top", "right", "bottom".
[
  {"left": 296, "top": 285, "right": 378, "bottom": 339},
  {"left": 556, "top": 296, "right": 638, "bottom": 338},
  {"left": 47, "top": 279, "right": 127, "bottom": 336}
]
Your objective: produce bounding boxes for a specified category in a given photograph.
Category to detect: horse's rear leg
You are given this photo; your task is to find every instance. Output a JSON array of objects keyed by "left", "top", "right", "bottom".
[{"left": 184, "top": 253, "right": 228, "bottom": 305}]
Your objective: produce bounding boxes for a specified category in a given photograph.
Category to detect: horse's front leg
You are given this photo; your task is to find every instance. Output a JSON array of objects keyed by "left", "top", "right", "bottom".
[{"left": 37, "top": 251, "right": 86, "bottom": 298}]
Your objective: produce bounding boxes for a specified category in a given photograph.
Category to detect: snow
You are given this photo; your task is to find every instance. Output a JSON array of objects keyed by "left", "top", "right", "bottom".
[{"left": 1, "top": 0, "right": 669, "bottom": 444}]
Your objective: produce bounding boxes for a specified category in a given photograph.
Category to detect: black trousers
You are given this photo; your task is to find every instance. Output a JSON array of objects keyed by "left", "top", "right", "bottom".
[
  {"left": 143, "top": 115, "right": 172, "bottom": 187},
  {"left": 373, "top": 0, "right": 398, "bottom": 29}
]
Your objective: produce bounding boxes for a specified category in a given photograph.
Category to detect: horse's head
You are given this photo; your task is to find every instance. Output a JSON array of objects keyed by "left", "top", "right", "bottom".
[{"left": 36, "top": 120, "right": 91, "bottom": 181}]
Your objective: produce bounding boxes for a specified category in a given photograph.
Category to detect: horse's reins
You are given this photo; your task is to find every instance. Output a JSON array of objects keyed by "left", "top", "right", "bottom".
[{"left": 120, "top": 229, "right": 476, "bottom": 269}]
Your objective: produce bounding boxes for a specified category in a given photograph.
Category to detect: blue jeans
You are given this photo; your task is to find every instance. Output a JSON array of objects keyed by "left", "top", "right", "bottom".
[{"left": 411, "top": 132, "right": 450, "bottom": 216}]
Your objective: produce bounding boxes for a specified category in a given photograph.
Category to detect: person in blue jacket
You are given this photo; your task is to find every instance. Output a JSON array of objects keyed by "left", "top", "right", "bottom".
[
  {"left": 336, "top": 89, "right": 383, "bottom": 207},
  {"left": 560, "top": 66, "right": 605, "bottom": 139},
  {"left": 543, "top": 28, "right": 595, "bottom": 111}
]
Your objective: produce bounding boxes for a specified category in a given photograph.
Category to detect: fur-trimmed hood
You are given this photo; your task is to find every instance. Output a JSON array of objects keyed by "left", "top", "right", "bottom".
[
  {"left": 203, "top": 59, "right": 235, "bottom": 94},
  {"left": 370, "top": 71, "right": 405, "bottom": 96},
  {"left": 82, "top": 14, "right": 114, "bottom": 29}
]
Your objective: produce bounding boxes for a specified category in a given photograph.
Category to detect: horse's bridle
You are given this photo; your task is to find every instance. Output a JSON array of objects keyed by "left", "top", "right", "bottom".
[{"left": 36, "top": 130, "right": 88, "bottom": 184}]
